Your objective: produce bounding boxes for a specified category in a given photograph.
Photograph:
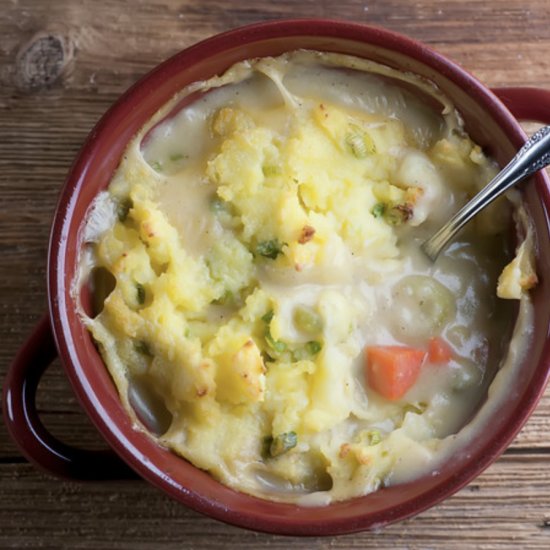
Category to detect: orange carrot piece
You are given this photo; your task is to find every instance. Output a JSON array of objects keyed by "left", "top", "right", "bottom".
[
  {"left": 365, "top": 346, "right": 426, "bottom": 401},
  {"left": 428, "top": 337, "right": 453, "bottom": 364}
]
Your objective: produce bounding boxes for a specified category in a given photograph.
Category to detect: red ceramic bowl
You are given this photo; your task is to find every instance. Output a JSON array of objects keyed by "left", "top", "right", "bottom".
[{"left": 4, "top": 20, "right": 550, "bottom": 536}]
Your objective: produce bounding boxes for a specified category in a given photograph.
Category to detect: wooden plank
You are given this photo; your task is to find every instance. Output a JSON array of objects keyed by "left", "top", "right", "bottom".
[
  {"left": 0, "top": 454, "right": 549, "bottom": 548},
  {"left": 2, "top": 0, "right": 550, "bottom": 547}
]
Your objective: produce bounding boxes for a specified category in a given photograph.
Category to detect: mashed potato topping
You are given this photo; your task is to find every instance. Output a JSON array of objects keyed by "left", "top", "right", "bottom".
[{"left": 77, "top": 51, "right": 535, "bottom": 504}]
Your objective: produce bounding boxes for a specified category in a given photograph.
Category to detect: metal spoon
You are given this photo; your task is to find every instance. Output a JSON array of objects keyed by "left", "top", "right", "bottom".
[{"left": 421, "top": 125, "right": 550, "bottom": 261}]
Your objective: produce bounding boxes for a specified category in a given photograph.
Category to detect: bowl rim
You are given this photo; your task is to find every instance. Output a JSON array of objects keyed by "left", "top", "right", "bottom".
[{"left": 47, "top": 18, "right": 550, "bottom": 535}]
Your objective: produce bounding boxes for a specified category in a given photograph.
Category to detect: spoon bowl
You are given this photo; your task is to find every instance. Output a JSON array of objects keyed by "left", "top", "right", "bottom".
[{"left": 422, "top": 125, "right": 550, "bottom": 261}]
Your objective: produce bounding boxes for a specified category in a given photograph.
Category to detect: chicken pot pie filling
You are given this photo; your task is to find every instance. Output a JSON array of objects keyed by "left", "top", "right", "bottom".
[{"left": 76, "top": 51, "right": 536, "bottom": 505}]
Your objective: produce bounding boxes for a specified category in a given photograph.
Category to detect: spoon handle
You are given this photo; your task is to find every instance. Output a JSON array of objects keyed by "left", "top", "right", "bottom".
[{"left": 422, "top": 125, "right": 550, "bottom": 261}]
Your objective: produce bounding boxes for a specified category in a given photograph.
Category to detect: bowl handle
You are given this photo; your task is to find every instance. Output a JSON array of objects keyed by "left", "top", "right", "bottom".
[
  {"left": 492, "top": 87, "right": 550, "bottom": 124},
  {"left": 2, "top": 314, "right": 136, "bottom": 480}
]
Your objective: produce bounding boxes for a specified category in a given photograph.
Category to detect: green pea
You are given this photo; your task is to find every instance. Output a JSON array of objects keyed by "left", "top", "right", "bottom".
[
  {"left": 371, "top": 203, "right": 385, "bottom": 218},
  {"left": 345, "top": 124, "right": 376, "bottom": 158},
  {"left": 293, "top": 305, "right": 323, "bottom": 334},
  {"left": 117, "top": 198, "right": 132, "bottom": 222},
  {"left": 261, "top": 310, "right": 274, "bottom": 324},
  {"left": 169, "top": 153, "right": 185, "bottom": 162},
  {"left": 269, "top": 432, "right": 298, "bottom": 457},
  {"left": 292, "top": 341, "right": 322, "bottom": 361},
  {"left": 366, "top": 430, "right": 381, "bottom": 446},
  {"left": 451, "top": 361, "right": 482, "bottom": 391},
  {"left": 211, "top": 289, "right": 234, "bottom": 306},
  {"left": 255, "top": 239, "right": 284, "bottom": 260},
  {"left": 136, "top": 283, "right": 146, "bottom": 305},
  {"left": 403, "top": 402, "right": 427, "bottom": 415},
  {"left": 305, "top": 341, "right": 322, "bottom": 355},
  {"left": 265, "top": 330, "right": 287, "bottom": 354},
  {"left": 392, "top": 275, "right": 456, "bottom": 340},
  {"left": 134, "top": 340, "right": 152, "bottom": 356},
  {"left": 262, "top": 165, "right": 281, "bottom": 177}
]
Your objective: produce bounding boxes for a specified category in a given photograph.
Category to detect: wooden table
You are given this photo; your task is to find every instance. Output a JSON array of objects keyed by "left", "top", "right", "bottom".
[{"left": 1, "top": 1, "right": 550, "bottom": 547}]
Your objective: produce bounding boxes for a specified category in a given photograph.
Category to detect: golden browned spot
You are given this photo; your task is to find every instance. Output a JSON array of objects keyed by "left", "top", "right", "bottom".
[
  {"left": 142, "top": 222, "right": 155, "bottom": 238},
  {"left": 406, "top": 187, "right": 423, "bottom": 204},
  {"left": 521, "top": 274, "right": 538, "bottom": 290},
  {"left": 356, "top": 452, "right": 372, "bottom": 466},
  {"left": 339, "top": 443, "right": 351, "bottom": 459},
  {"left": 391, "top": 203, "right": 414, "bottom": 223},
  {"left": 244, "top": 339, "right": 255, "bottom": 348},
  {"left": 196, "top": 387, "right": 208, "bottom": 397},
  {"left": 397, "top": 203, "right": 413, "bottom": 220},
  {"left": 298, "top": 225, "right": 316, "bottom": 244}
]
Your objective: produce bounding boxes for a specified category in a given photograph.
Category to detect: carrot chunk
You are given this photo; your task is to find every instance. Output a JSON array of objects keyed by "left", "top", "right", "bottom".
[
  {"left": 366, "top": 346, "right": 426, "bottom": 401},
  {"left": 428, "top": 337, "right": 453, "bottom": 364}
]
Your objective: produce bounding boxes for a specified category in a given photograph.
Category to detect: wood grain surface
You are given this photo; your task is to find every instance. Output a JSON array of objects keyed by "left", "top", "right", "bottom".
[{"left": 1, "top": 0, "right": 550, "bottom": 548}]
